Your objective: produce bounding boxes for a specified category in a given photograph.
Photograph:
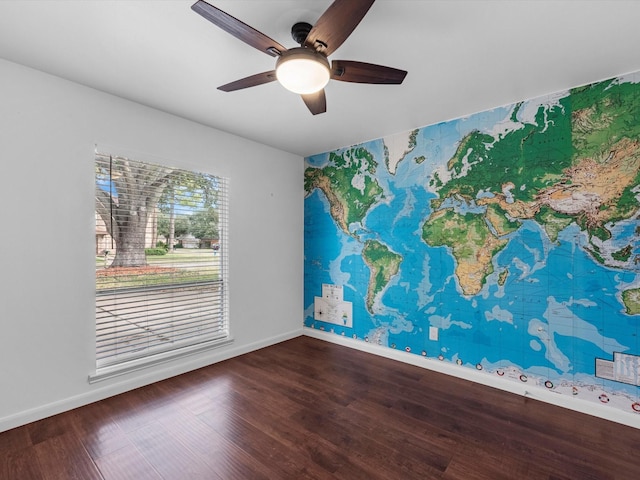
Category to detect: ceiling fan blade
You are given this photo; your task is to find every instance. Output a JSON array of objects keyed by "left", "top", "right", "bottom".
[
  {"left": 301, "top": 90, "right": 327, "bottom": 115},
  {"left": 191, "top": 1, "right": 286, "bottom": 57},
  {"left": 331, "top": 60, "right": 407, "bottom": 84},
  {"left": 304, "top": 0, "right": 375, "bottom": 56},
  {"left": 218, "top": 71, "right": 277, "bottom": 92}
]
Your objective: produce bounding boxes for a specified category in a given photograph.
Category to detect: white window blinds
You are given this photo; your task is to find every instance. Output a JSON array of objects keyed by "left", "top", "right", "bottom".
[{"left": 94, "top": 153, "right": 229, "bottom": 376}]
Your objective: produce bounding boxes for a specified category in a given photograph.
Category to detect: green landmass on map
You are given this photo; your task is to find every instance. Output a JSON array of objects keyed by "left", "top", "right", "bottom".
[
  {"left": 541, "top": 79, "right": 640, "bottom": 248},
  {"left": 424, "top": 77, "right": 640, "bottom": 296},
  {"left": 434, "top": 100, "right": 573, "bottom": 204},
  {"left": 612, "top": 245, "right": 633, "bottom": 262},
  {"left": 621, "top": 288, "right": 640, "bottom": 315},
  {"left": 422, "top": 208, "right": 507, "bottom": 295},
  {"left": 533, "top": 206, "right": 574, "bottom": 243},
  {"left": 497, "top": 268, "right": 509, "bottom": 286},
  {"left": 304, "top": 147, "right": 383, "bottom": 236},
  {"left": 362, "top": 240, "right": 402, "bottom": 312},
  {"left": 408, "top": 129, "right": 419, "bottom": 150}
]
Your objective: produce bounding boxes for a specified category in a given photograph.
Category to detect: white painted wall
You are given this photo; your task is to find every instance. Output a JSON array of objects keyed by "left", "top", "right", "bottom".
[{"left": 0, "top": 58, "right": 303, "bottom": 432}]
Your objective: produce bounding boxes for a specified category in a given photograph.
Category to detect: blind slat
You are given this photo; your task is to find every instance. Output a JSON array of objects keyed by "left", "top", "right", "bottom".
[
  {"left": 96, "top": 309, "right": 226, "bottom": 337},
  {"left": 96, "top": 320, "right": 227, "bottom": 346}
]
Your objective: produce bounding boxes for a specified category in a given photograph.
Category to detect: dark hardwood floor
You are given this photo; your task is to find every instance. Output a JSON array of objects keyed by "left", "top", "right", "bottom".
[{"left": 2, "top": 336, "right": 640, "bottom": 479}]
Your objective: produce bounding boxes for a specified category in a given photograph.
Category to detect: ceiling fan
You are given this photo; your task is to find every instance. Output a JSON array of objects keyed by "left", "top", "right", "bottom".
[{"left": 191, "top": 0, "right": 407, "bottom": 115}]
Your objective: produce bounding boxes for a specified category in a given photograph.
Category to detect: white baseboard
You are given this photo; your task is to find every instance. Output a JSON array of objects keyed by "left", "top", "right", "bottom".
[
  {"left": 303, "top": 327, "right": 640, "bottom": 430},
  {"left": 0, "top": 328, "right": 303, "bottom": 433}
]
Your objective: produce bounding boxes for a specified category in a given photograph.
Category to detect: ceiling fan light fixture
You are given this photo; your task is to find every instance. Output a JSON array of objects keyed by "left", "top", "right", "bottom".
[{"left": 275, "top": 47, "right": 330, "bottom": 95}]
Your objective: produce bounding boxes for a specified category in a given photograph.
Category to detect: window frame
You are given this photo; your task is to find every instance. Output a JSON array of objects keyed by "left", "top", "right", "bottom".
[{"left": 90, "top": 150, "right": 230, "bottom": 383}]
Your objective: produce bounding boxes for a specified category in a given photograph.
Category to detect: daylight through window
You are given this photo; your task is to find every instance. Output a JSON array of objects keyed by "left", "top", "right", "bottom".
[{"left": 93, "top": 152, "right": 229, "bottom": 377}]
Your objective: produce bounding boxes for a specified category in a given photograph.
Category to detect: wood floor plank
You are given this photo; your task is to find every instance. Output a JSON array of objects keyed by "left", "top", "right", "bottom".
[
  {"left": 198, "top": 397, "right": 334, "bottom": 479},
  {"left": 218, "top": 385, "right": 369, "bottom": 477},
  {"left": 234, "top": 349, "right": 363, "bottom": 410},
  {"left": 0, "top": 424, "right": 32, "bottom": 453},
  {"left": 227, "top": 367, "right": 311, "bottom": 415},
  {"left": 290, "top": 406, "right": 442, "bottom": 479},
  {"left": 27, "top": 412, "right": 78, "bottom": 446},
  {"left": 366, "top": 384, "right": 620, "bottom": 478},
  {"left": 157, "top": 404, "right": 277, "bottom": 480},
  {"left": 126, "top": 421, "right": 224, "bottom": 480},
  {"left": 444, "top": 443, "right": 543, "bottom": 480},
  {"left": 93, "top": 443, "right": 161, "bottom": 480},
  {"left": 105, "top": 383, "right": 181, "bottom": 434},
  {"left": 72, "top": 400, "right": 130, "bottom": 460},
  {"left": 2, "top": 336, "right": 640, "bottom": 479},
  {"left": 33, "top": 433, "right": 103, "bottom": 480},
  {"left": 1, "top": 445, "right": 44, "bottom": 480}
]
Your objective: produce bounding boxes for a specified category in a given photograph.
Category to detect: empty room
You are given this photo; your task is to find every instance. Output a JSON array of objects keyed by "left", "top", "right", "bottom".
[{"left": 1, "top": 1, "right": 640, "bottom": 478}]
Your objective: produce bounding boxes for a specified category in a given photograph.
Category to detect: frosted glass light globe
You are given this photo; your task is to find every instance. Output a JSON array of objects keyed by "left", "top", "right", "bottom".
[{"left": 276, "top": 48, "right": 330, "bottom": 95}]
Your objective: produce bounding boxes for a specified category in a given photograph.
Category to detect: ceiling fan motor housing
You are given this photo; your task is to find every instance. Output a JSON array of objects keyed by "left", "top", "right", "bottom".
[{"left": 291, "top": 22, "right": 312, "bottom": 45}]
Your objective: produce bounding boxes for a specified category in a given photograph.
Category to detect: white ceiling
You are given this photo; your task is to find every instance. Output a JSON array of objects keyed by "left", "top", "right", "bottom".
[{"left": 2, "top": 0, "right": 640, "bottom": 157}]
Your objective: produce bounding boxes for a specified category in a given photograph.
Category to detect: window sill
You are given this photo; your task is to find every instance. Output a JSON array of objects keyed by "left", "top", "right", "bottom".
[{"left": 88, "top": 337, "right": 234, "bottom": 384}]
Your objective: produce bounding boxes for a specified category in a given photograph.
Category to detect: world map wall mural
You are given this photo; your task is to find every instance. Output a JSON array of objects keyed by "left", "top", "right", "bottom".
[{"left": 304, "top": 71, "right": 640, "bottom": 416}]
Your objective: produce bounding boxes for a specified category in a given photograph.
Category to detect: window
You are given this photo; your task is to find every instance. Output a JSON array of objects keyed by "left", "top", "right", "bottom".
[{"left": 92, "top": 151, "right": 229, "bottom": 381}]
